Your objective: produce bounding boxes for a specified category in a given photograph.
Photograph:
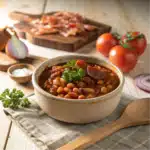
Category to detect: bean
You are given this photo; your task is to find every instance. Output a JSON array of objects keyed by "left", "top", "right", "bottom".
[
  {"left": 55, "top": 77, "right": 60, "bottom": 80},
  {"left": 101, "top": 87, "right": 108, "bottom": 94},
  {"left": 64, "top": 94, "right": 71, "bottom": 99},
  {"left": 45, "top": 83, "right": 51, "bottom": 89},
  {"left": 110, "top": 73, "right": 115, "bottom": 76},
  {"left": 77, "top": 81, "right": 86, "bottom": 88},
  {"left": 73, "top": 88, "right": 79, "bottom": 93},
  {"left": 106, "top": 80, "right": 111, "bottom": 85},
  {"left": 97, "top": 66, "right": 101, "bottom": 69},
  {"left": 97, "top": 80, "right": 104, "bottom": 85},
  {"left": 49, "top": 88, "right": 57, "bottom": 95},
  {"left": 81, "top": 88, "right": 95, "bottom": 94},
  {"left": 53, "top": 78, "right": 61, "bottom": 86},
  {"left": 64, "top": 87, "right": 71, "bottom": 93},
  {"left": 78, "top": 95, "right": 85, "bottom": 99},
  {"left": 60, "top": 78, "right": 66, "bottom": 87},
  {"left": 95, "top": 88, "right": 100, "bottom": 96},
  {"left": 57, "top": 94, "right": 64, "bottom": 98},
  {"left": 57, "top": 87, "right": 64, "bottom": 94},
  {"left": 107, "top": 85, "right": 113, "bottom": 90},
  {"left": 48, "top": 78, "right": 53, "bottom": 84},
  {"left": 78, "top": 88, "right": 83, "bottom": 94},
  {"left": 68, "top": 92, "right": 78, "bottom": 99},
  {"left": 87, "top": 94, "right": 94, "bottom": 99},
  {"left": 52, "top": 85, "right": 58, "bottom": 89},
  {"left": 60, "top": 78, "right": 66, "bottom": 84},
  {"left": 83, "top": 77, "right": 92, "bottom": 84},
  {"left": 67, "top": 83, "right": 75, "bottom": 89}
]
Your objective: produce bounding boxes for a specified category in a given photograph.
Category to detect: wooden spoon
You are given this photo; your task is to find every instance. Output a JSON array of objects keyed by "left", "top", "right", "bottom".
[{"left": 57, "top": 98, "right": 150, "bottom": 150}]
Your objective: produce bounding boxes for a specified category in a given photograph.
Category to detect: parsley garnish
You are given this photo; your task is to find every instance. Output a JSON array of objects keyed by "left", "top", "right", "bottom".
[
  {"left": 0, "top": 88, "right": 30, "bottom": 109},
  {"left": 64, "top": 60, "right": 77, "bottom": 68},
  {"left": 62, "top": 60, "right": 85, "bottom": 83}
]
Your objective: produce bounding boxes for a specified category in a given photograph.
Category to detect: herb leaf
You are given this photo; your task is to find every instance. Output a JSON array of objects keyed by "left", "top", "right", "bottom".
[
  {"left": 78, "top": 68, "right": 85, "bottom": 77},
  {"left": 0, "top": 88, "right": 30, "bottom": 109},
  {"left": 62, "top": 60, "right": 85, "bottom": 83},
  {"left": 64, "top": 60, "right": 76, "bottom": 68}
]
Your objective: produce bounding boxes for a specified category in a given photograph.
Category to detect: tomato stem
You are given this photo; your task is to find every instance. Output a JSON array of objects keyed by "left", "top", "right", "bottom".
[
  {"left": 120, "top": 41, "right": 135, "bottom": 50},
  {"left": 125, "top": 32, "right": 144, "bottom": 42},
  {"left": 112, "top": 32, "right": 121, "bottom": 40}
]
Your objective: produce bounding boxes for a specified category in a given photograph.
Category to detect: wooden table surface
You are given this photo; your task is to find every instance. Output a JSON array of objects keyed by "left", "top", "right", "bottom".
[{"left": 0, "top": 0, "right": 150, "bottom": 150}]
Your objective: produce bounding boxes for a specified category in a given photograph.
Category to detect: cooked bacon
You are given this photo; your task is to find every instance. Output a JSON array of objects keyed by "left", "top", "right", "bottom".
[
  {"left": 41, "top": 15, "right": 58, "bottom": 25},
  {"left": 34, "top": 28, "right": 58, "bottom": 35},
  {"left": 30, "top": 11, "right": 96, "bottom": 37},
  {"left": 60, "top": 28, "right": 78, "bottom": 37}
]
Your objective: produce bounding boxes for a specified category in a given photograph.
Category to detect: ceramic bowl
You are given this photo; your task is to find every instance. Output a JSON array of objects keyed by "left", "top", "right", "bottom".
[
  {"left": 32, "top": 55, "right": 124, "bottom": 124},
  {"left": 8, "top": 63, "right": 34, "bottom": 83}
]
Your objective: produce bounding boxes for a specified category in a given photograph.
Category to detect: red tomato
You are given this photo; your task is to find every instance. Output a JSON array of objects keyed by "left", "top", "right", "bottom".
[
  {"left": 76, "top": 60, "right": 87, "bottom": 68},
  {"left": 109, "top": 45, "right": 138, "bottom": 73},
  {"left": 96, "top": 33, "right": 119, "bottom": 57},
  {"left": 121, "top": 32, "right": 147, "bottom": 56}
]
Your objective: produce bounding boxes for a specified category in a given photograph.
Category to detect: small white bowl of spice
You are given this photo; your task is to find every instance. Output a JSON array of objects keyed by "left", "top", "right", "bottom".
[{"left": 8, "top": 63, "right": 34, "bottom": 83}]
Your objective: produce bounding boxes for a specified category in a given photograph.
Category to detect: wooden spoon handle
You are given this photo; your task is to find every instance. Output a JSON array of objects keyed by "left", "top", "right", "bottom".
[{"left": 57, "top": 119, "right": 125, "bottom": 150}]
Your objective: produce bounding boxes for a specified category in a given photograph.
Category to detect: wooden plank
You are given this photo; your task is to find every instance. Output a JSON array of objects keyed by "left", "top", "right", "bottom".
[
  {"left": 3, "top": 121, "right": 12, "bottom": 150},
  {"left": 6, "top": 124, "right": 39, "bottom": 150},
  {"left": 0, "top": 104, "right": 11, "bottom": 150}
]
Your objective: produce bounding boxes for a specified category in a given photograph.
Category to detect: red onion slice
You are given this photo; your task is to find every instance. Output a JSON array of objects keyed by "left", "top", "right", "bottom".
[{"left": 135, "top": 74, "right": 150, "bottom": 93}]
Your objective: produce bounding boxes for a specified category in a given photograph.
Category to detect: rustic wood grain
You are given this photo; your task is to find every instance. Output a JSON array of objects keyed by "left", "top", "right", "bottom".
[
  {"left": 6, "top": 124, "right": 40, "bottom": 150},
  {"left": 0, "top": 0, "right": 149, "bottom": 150},
  {"left": 0, "top": 51, "right": 47, "bottom": 72},
  {"left": 0, "top": 52, "right": 18, "bottom": 71},
  {"left": 0, "top": 105, "right": 11, "bottom": 150}
]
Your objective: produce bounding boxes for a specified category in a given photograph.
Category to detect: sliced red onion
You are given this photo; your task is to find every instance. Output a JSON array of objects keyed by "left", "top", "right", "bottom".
[{"left": 135, "top": 74, "right": 150, "bottom": 93}]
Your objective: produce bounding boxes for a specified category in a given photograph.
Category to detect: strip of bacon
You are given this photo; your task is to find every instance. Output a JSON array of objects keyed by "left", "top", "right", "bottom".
[{"left": 30, "top": 11, "right": 97, "bottom": 37}]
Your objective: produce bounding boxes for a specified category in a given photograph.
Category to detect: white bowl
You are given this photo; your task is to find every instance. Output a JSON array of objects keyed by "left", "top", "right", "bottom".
[{"left": 32, "top": 55, "right": 124, "bottom": 124}]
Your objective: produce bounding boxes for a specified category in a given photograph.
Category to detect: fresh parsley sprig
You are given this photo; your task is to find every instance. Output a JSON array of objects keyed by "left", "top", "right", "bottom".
[
  {"left": 62, "top": 60, "right": 85, "bottom": 83},
  {"left": 63, "top": 60, "right": 77, "bottom": 68},
  {"left": 0, "top": 88, "right": 30, "bottom": 109}
]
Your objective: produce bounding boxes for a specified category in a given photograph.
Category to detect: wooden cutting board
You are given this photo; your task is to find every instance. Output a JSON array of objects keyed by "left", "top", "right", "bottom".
[
  {"left": 9, "top": 11, "right": 111, "bottom": 52},
  {"left": 0, "top": 51, "right": 47, "bottom": 72}
]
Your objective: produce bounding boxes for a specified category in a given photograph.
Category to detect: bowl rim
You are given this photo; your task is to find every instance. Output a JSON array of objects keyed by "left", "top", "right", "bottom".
[
  {"left": 8, "top": 63, "right": 34, "bottom": 78},
  {"left": 32, "top": 55, "right": 125, "bottom": 103}
]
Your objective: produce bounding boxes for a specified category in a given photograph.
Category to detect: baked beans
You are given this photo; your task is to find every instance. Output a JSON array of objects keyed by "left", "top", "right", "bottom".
[{"left": 39, "top": 60, "right": 119, "bottom": 99}]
